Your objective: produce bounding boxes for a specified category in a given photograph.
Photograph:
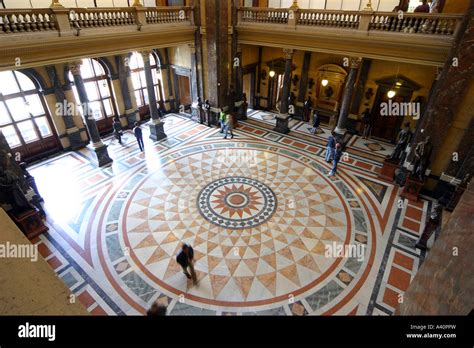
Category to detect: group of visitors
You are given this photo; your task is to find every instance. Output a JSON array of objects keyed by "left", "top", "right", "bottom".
[
  {"left": 219, "top": 108, "right": 234, "bottom": 139},
  {"left": 393, "top": 0, "right": 441, "bottom": 13},
  {"left": 112, "top": 116, "right": 145, "bottom": 152},
  {"left": 325, "top": 132, "right": 343, "bottom": 177}
]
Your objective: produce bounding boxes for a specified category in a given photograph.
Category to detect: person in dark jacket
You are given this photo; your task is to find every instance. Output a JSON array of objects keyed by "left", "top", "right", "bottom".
[
  {"left": 133, "top": 122, "right": 144, "bottom": 152},
  {"left": 328, "top": 143, "right": 343, "bottom": 177},
  {"left": 325, "top": 132, "right": 336, "bottom": 162},
  {"left": 310, "top": 110, "right": 321, "bottom": 134},
  {"left": 414, "top": 0, "right": 430, "bottom": 13},
  {"left": 176, "top": 243, "right": 197, "bottom": 284},
  {"left": 146, "top": 302, "right": 167, "bottom": 316},
  {"left": 113, "top": 117, "right": 123, "bottom": 145}
]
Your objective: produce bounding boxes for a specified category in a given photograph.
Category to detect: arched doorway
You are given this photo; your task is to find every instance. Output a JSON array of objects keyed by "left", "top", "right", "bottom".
[
  {"left": 0, "top": 70, "right": 60, "bottom": 161},
  {"left": 129, "top": 51, "right": 165, "bottom": 120},
  {"left": 68, "top": 58, "right": 119, "bottom": 135},
  {"left": 315, "top": 64, "right": 348, "bottom": 125},
  {"left": 370, "top": 75, "right": 421, "bottom": 142}
]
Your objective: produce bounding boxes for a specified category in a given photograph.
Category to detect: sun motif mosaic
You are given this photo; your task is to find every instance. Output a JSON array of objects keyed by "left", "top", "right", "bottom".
[{"left": 197, "top": 177, "right": 277, "bottom": 229}]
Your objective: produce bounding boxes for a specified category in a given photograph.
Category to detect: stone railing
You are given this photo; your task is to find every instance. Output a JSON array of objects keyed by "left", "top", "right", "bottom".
[
  {"left": 69, "top": 8, "right": 136, "bottom": 28},
  {"left": 238, "top": 7, "right": 463, "bottom": 37},
  {"left": 0, "top": 5, "right": 194, "bottom": 37},
  {"left": 0, "top": 9, "right": 57, "bottom": 33},
  {"left": 370, "top": 12, "right": 460, "bottom": 35},
  {"left": 145, "top": 6, "right": 193, "bottom": 24},
  {"left": 240, "top": 7, "right": 289, "bottom": 24},
  {"left": 298, "top": 9, "right": 360, "bottom": 29}
]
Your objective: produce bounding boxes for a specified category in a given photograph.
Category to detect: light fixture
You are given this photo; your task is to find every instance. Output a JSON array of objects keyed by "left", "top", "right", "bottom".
[
  {"left": 387, "top": 90, "right": 396, "bottom": 99},
  {"left": 269, "top": 70, "right": 276, "bottom": 78},
  {"left": 321, "top": 79, "right": 329, "bottom": 87}
]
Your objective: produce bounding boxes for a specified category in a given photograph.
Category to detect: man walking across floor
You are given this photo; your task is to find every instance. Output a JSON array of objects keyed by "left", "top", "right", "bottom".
[
  {"left": 328, "top": 143, "right": 343, "bottom": 177},
  {"left": 219, "top": 108, "right": 226, "bottom": 133},
  {"left": 224, "top": 113, "right": 234, "bottom": 139},
  {"left": 113, "top": 116, "right": 123, "bottom": 145},
  {"left": 133, "top": 122, "right": 144, "bottom": 152},
  {"left": 325, "top": 132, "right": 336, "bottom": 162},
  {"left": 176, "top": 243, "right": 197, "bottom": 284}
]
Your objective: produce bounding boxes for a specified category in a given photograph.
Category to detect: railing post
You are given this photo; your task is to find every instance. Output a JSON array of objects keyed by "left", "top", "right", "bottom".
[
  {"left": 288, "top": 1, "right": 299, "bottom": 29},
  {"left": 134, "top": 3, "right": 147, "bottom": 30},
  {"left": 50, "top": 3, "right": 74, "bottom": 37},
  {"left": 358, "top": 8, "right": 373, "bottom": 34}
]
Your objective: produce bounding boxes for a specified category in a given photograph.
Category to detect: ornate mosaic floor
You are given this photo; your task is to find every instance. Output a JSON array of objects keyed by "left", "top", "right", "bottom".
[{"left": 28, "top": 114, "right": 433, "bottom": 315}]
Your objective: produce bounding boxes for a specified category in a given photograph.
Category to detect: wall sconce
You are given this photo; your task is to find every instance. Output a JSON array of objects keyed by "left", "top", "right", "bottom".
[
  {"left": 292, "top": 74, "right": 299, "bottom": 87},
  {"left": 387, "top": 90, "right": 396, "bottom": 99},
  {"left": 321, "top": 79, "right": 329, "bottom": 87},
  {"left": 269, "top": 70, "right": 276, "bottom": 78}
]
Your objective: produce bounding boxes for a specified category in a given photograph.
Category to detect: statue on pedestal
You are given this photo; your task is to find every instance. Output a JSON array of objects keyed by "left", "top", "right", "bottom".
[
  {"left": 0, "top": 151, "right": 31, "bottom": 214},
  {"left": 303, "top": 97, "right": 312, "bottom": 122},
  {"left": 411, "top": 136, "right": 433, "bottom": 181},
  {"left": 390, "top": 122, "right": 413, "bottom": 163},
  {"left": 204, "top": 100, "right": 211, "bottom": 127},
  {"left": 415, "top": 203, "right": 442, "bottom": 250}
]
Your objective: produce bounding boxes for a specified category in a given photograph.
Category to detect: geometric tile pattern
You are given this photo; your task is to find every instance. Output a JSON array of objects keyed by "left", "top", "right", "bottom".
[{"left": 27, "top": 113, "right": 431, "bottom": 315}]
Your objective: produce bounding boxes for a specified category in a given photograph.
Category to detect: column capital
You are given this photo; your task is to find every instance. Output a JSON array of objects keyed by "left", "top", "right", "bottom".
[
  {"left": 68, "top": 61, "right": 83, "bottom": 75},
  {"left": 140, "top": 50, "right": 152, "bottom": 63},
  {"left": 188, "top": 43, "right": 196, "bottom": 54},
  {"left": 283, "top": 48, "right": 294, "bottom": 60},
  {"left": 349, "top": 57, "right": 363, "bottom": 69}
]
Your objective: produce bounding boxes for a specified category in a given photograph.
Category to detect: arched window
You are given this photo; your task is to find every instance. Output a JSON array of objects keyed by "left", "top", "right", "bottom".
[
  {"left": 129, "top": 52, "right": 165, "bottom": 108},
  {"left": 0, "top": 71, "right": 56, "bottom": 154},
  {"left": 69, "top": 58, "right": 117, "bottom": 123}
]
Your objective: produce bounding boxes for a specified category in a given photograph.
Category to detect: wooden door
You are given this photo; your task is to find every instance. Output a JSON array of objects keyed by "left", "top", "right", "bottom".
[
  {"left": 177, "top": 75, "right": 191, "bottom": 107},
  {"left": 371, "top": 91, "right": 407, "bottom": 142}
]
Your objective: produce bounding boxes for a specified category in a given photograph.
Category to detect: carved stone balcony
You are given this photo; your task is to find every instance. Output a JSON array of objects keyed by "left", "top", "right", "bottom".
[
  {"left": 237, "top": 7, "right": 464, "bottom": 66},
  {"left": 0, "top": 6, "right": 196, "bottom": 70}
]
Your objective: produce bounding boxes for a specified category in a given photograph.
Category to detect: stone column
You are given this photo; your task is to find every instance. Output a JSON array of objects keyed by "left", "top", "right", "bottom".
[
  {"left": 234, "top": 44, "right": 243, "bottom": 101},
  {"left": 45, "top": 65, "right": 84, "bottom": 150},
  {"left": 140, "top": 50, "right": 167, "bottom": 141},
  {"left": 69, "top": 61, "right": 112, "bottom": 167},
  {"left": 280, "top": 48, "right": 294, "bottom": 116},
  {"left": 116, "top": 54, "right": 138, "bottom": 127},
  {"left": 188, "top": 43, "right": 200, "bottom": 103},
  {"left": 335, "top": 57, "right": 362, "bottom": 135}
]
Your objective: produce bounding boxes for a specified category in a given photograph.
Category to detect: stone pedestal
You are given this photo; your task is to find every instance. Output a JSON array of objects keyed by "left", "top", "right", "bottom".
[
  {"left": 149, "top": 121, "right": 167, "bottom": 141},
  {"left": 9, "top": 209, "right": 48, "bottom": 240},
  {"left": 94, "top": 145, "right": 113, "bottom": 167},
  {"left": 400, "top": 176, "right": 424, "bottom": 202},
  {"left": 274, "top": 115, "right": 290, "bottom": 134},
  {"left": 378, "top": 158, "right": 400, "bottom": 182},
  {"left": 67, "top": 129, "right": 84, "bottom": 151}
]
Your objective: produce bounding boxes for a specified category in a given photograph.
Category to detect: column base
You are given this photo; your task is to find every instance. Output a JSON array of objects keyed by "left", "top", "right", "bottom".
[
  {"left": 334, "top": 126, "right": 346, "bottom": 135},
  {"left": 93, "top": 145, "right": 113, "bottom": 167},
  {"left": 149, "top": 121, "right": 167, "bottom": 141},
  {"left": 273, "top": 114, "right": 290, "bottom": 134},
  {"left": 67, "top": 128, "right": 85, "bottom": 151}
]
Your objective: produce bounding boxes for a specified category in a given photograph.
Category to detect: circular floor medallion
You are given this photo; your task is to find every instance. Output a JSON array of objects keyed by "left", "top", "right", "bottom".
[{"left": 197, "top": 176, "right": 277, "bottom": 229}]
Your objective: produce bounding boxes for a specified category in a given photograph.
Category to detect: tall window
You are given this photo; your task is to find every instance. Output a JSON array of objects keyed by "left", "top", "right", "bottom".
[
  {"left": 69, "top": 58, "right": 116, "bottom": 121},
  {"left": 129, "top": 52, "right": 165, "bottom": 108},
  {"left": 0, "top": 71, "right": 54, "bottom": 149}
]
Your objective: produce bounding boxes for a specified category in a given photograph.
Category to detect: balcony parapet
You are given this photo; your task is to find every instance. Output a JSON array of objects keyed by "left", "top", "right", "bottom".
[
  {"left": 238, "top": 7, "right": 463, "bottom": 37},
  {"left": 0, "top": 6, "right": 195, "bottom": 71},
  {"left": 237, "top": 7, "right": 464, "bottom": 66},
  {"left": 0, "top": 6, "right": 194, "bottom": 38}
]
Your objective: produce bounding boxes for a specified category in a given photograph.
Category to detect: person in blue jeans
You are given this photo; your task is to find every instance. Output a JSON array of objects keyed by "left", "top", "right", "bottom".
[
  {"left": 329, "top": 143, "right": 343, "bottom": 177},
  {"left": 219, "top": 108, "right": 226, "bottom": 133},
  {"left": 325, "top": 132, "right": 336, "bottom": 162}
]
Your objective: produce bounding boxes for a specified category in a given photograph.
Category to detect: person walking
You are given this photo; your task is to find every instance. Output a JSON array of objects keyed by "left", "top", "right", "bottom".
[
  {"left": 325, "top": 132, "right": 336, "bottom": 162},
  {"left": 133, "top": 122, "right": 144, "bottom": 152},
  {"left": 224, "top": 113, "right": 234, "bottom": 139},
  {"left": 219, "top": 108, "right": 226, "bottom": 134},
  {"left": 328, "top": 143, "right": 343, "bottom": 177},
  {"left": 176, "top": 243, "right": 197, "bottom": 284},
  {"left": 310, "top": 110, "right": 321, "bottom": 134},
  {"left": 113, "top": 116, "right": 123, "bottom": 145}
]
